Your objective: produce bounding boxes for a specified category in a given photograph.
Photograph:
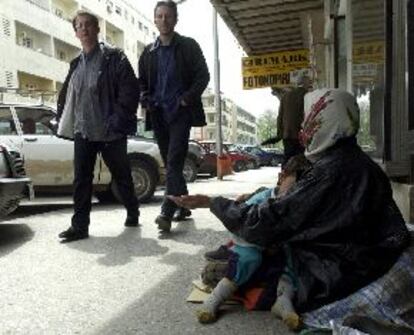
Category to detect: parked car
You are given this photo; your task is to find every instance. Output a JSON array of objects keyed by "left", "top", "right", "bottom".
[
  {"left": 0, "top": 143, "right": 33, "bottom": 217},
  {"left": 0, "top": 103, "right": 164, "bottom": 203},
  {"left": 199, "top": 141, "right": 248, "bottom": 172},
  {"left": 185, "top": 141, "right": 203, "bottom": 182},
  {"left": 242, "top": 145, "right": 284, "bottom": 166},
  {"left": 189, "top": 140, "right": 217, "bottom": 177},
  {"left": 227, "top": 144, "right": 260, "bottom": 169}
]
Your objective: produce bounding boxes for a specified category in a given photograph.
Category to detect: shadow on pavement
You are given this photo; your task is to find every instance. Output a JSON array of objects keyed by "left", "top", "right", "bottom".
[
  {"left": 91, "top": 248, "right": 290, "bottom": 335},
  {"left": 158, "top": 220, "right": 229, "bottom": 248},
  {"left": 64, "top": 227, "right": 169, "bottom": 266},
  {"left": 8, "top": 204, "right": 73, "bottom": 219},
  {"left": 0, "top": 224, "right": 34, "bottom": 257}
]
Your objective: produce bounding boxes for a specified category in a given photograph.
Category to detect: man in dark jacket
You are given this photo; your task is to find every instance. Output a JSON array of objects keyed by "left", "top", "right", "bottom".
[
  {"left": 138, "top": 1, "right": 210, "bottom": 232},
  {"left": 262, "top": 75, "right": 311, "bottom": 165},
  {"left": 57, "top": 11, "right": 140, "bottom": 242}
]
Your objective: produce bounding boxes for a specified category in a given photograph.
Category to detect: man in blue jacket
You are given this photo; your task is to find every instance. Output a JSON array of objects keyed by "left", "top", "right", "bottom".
[
  {"left": 57, "top": 11, "right": 139, "bottom": 242},
  {"left": 138, "top": 1, "right": 209, "bottom": 232}
]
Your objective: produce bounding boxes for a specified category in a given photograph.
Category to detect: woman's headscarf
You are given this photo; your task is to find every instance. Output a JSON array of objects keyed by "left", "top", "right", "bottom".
[{"left": 299, "top": 88, "right": 360, "bottom": 162}]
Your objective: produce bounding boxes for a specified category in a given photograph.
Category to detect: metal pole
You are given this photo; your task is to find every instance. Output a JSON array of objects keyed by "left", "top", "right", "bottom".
[{"left": 213, "top": 7, "right": 223, "bottom": 180}]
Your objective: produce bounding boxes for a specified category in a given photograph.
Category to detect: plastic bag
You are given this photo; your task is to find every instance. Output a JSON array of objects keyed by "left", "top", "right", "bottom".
[{"left": 330, "top": 320, "right": 370, "bottom": 335}]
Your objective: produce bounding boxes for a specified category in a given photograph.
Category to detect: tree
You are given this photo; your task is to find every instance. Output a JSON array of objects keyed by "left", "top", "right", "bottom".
[
  {"left": 257, "top": 109, "right": 280, "bottom": 147},
  {"left": 356, "top": 96, "right": 375, "bottom": 149}
]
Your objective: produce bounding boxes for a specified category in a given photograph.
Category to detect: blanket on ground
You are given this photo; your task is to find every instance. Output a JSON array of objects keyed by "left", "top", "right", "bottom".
[{"left": 302, "top": 233, "right": 414, "bottom": 330}]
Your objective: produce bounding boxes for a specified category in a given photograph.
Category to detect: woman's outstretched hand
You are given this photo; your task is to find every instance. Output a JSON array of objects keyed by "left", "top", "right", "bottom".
[{"left": 167, "top": 195, "right": 211, "bottom": 209}]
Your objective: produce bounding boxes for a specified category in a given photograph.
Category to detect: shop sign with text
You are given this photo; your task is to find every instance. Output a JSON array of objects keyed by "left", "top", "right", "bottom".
[
  {"left": 353, "top": 41, "right": 384, "bottom": 64},
  {"left": 242, "top": 49, "right": 309, "bottom": 89}
]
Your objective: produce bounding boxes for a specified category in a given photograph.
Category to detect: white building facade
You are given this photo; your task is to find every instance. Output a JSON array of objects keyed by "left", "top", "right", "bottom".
[
  {"left": 0, "top": 0, "right": 156, "bottom": 100},
  {"left": 192, "top": 89, "right": 257, "bottom": 145}
]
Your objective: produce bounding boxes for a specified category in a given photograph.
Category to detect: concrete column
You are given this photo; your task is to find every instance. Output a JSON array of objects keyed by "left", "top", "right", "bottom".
[{"left": 345, "top": 0, "right": 353, "bottom": 93}]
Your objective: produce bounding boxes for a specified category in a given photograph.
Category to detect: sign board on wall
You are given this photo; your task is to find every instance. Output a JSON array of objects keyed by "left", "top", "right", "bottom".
[
  {"left": 242, "top": 49, "right": 310, "bottom": 89},
  {"left": 352, "top": 41, "right": 384, "bottom": 83},
  {"left": 353, "top": 41, "right": 384, "bottom": 65}
]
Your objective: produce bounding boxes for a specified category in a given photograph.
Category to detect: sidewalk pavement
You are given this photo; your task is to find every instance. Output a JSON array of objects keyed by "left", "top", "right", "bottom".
[{"left": 0, "top": 167, "right": 297, "bottom": 335}]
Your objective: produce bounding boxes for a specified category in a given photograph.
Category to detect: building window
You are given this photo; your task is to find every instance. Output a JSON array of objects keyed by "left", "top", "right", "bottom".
[
  {"left": 144, "top": 26, "right": 149, "bottom": 35},
  {"left": 5, "top": 71, "right": 14, "bottom": 88},
  {"left": 115, "top": 6, "right": 121, "bottom": 15},
  {"left": 54, "top": 8, "right": 63, "bottom": 18},
  {"left": 22, "top": 37, "right": 33, "bottom": 49},
  {"left": 25, "top": 83, "right": 37, "bottom": 90},
  {"left": 106, "top": 0, "right": 113, "bottom": 13},
  {"left": 58, "top": 50, "right": 66, "bottom": 61},
  {"left": 131, "top": 16, "right": 135, "bottom": 24},
  {"left": 1, "top": 17, "right": 11, "bottom": 37},
  {"left": 138, "top": 21, "right": 143, "bottom": 30}
]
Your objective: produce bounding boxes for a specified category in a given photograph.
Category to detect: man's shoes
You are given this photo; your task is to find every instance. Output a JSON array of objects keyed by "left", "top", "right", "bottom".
[
  {"left": 58, "top": 227, "right": 89, "bottom": 242},
  {"left": 124, "top": 216, "right": 139, "bottom": 227},
  {"left": 173, "top": 208, "right": 192, "bottom": 221},
  {"left": 204, "top": 245, "right": 232, "bottom": 261},
  {"left": 155, "top": 214, "right": 172, "bottom": 232}
]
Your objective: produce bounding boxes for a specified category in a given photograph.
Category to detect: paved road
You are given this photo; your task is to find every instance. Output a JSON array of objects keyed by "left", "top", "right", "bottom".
[{"left": 0, "top": 167, "right": 297, "bottom": 335}]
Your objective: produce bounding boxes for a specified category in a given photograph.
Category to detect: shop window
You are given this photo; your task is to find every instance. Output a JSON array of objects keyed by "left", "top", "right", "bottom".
[{"left": 352, "top": 0, "right": 386, "bottom": 158}]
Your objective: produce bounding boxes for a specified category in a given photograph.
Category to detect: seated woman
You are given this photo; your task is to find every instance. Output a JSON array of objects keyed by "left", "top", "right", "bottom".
[{"left": 169, "top": 88, "right": 410, "bottom": 327}]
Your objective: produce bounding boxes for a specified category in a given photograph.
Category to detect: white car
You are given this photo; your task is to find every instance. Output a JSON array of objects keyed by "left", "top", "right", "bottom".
[{"left": 0, "top": 103, "right": 164, "bottom": 203}]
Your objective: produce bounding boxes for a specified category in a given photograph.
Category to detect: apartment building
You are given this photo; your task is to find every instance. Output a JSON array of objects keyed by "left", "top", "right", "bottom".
[
  {"left": 231, "top": 105, "right": 257, "bottom": 145},
  {"left": 0, "top": 0, "right": 156, "bottom": 101},
  {"left": 192, "top": 89, "right": 257, "bottom": 145}
]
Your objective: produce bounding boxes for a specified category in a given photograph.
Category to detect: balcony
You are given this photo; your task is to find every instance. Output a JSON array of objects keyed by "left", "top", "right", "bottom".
[
  {"left": 52, "top": 0, "right": 78, "bottom": 24},
  {"left": 12, "top": 1, "right": 78, "bottom": 47},
  {"left": 25, "top": 0, "right": 50, "bottom": 12},
  {"left": 105, "top": 21, "right": 124, "bottom": 49},
  {"left": 17, "top": 71, "right": 55, "bottom": 101},
  {"left": 16, "top": 22, "right": 52, "bottom": 57},
  {"left": 54, "top": 38, "right": 80, "bottom": 63}
]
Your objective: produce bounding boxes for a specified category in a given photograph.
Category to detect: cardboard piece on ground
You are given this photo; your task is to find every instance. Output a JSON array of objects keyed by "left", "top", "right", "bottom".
[
  {"left": 187, "top": 279, "right": 240, "bottom": 305},
  {"left": 192, "top": 279, "right": 212, "bottom": 293}
]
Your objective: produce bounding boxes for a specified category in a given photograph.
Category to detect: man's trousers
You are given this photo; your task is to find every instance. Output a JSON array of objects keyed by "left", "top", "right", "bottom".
[
  {"left": 151, "top": 111, "right": 192, "bottom": 218},
  {"left": 71, "top": 134, "right": 139, "bottom": 231}
]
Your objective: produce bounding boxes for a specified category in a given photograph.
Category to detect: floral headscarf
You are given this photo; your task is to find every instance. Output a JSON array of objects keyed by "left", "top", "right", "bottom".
[{"left": 299, "top": 88, "right": 360, "bottom": 162}]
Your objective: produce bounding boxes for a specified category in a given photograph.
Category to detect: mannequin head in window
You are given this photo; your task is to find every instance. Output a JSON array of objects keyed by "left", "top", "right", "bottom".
[{"left": 22, "top": 118, "right": 36, "bottom": 134}]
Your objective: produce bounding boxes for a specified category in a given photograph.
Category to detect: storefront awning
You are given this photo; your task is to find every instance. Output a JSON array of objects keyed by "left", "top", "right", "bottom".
[{"left": 210, "top": 0, "right": 324, "bottom": 55}]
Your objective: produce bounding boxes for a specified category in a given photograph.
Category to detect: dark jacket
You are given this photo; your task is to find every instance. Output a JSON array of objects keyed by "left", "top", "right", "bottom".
[
  {"left": 276, "top": 86, "right": 307, "bottom": 140},
  {"left": 138, "top": 33, "right": 210, "bottom": 130},
  {"left": 210, "top": 138, "right": 409, "bottom": 311},
  {"left": 57, "top": 43, "right": 139, "bottom": 138}
]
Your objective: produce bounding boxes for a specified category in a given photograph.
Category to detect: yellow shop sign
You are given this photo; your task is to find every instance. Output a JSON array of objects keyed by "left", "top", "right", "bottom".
[{"left": 242, "top": 49, "right": 309, "bottom": 89}]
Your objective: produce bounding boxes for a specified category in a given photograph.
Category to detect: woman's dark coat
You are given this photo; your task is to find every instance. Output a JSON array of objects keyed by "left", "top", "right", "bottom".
[{"left": 210, "top": 139, "right": 410, "bottom": 311}]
